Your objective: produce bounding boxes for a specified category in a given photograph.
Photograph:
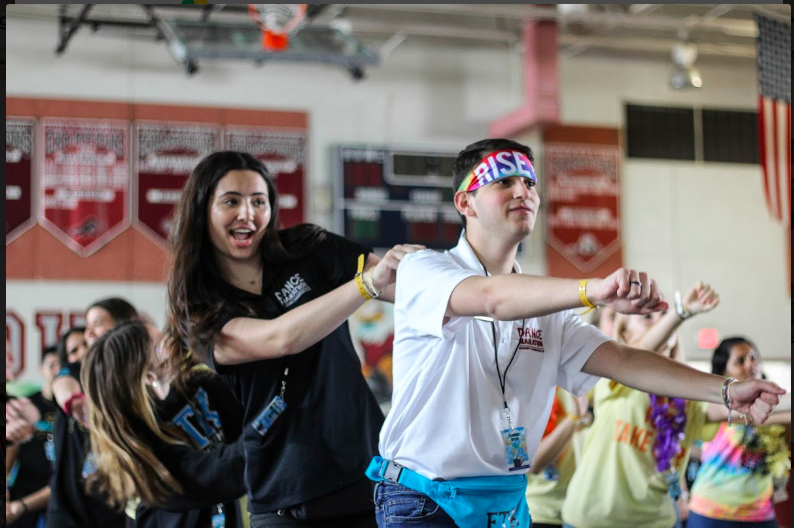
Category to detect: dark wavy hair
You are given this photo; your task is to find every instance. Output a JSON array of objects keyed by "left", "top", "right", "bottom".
[
  {"left": 711, "top": 336, "right": 759, "bottom": 375},
  {"left": 452, "top": 138, "right": 534, "bottom": 226},
  {"left": 166, "top": 151, "right": 325, "bottom": 370},
  {"left": 86, "top": 297, "right": 139, "bottom": 325},
  {"left": 56, "top": 326, "right": 86, "bottom": 367}
]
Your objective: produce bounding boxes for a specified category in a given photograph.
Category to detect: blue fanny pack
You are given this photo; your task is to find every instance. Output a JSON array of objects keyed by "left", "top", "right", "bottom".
[{"left": 366, "top": 456, "right": 530, "bottom": 528}]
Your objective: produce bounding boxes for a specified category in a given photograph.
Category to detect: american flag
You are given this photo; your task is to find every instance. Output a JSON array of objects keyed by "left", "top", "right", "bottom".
[{"left": 755, "top": 13, "right": 791, "bottom": 227}]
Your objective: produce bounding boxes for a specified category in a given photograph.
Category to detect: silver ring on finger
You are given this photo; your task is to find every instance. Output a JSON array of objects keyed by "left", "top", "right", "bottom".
[{"left": 629, "top": 281, "right": 642, "bottom": 287}]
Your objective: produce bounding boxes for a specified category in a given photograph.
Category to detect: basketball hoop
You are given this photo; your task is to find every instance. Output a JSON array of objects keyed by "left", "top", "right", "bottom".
[{"left": 248, "top": 4, "right": 308, "bottom": 52}]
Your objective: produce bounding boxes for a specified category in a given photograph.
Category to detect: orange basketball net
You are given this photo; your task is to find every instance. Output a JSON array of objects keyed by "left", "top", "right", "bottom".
[{"left": 248, "top": 4, "right": 307, "bottom": 52}]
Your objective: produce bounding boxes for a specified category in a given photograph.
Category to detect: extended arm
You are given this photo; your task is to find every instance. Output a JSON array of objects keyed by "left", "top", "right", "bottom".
[
  {"left": 706, "top": 393, "right": 791, "bottom": 424},
  {"left": 214, "top": 244, "right": 422, "bottom": 365},
  {"left": 583, "top": 341, "right": 785, "bottom": 424},
  {"left": 447, "top": 268, "right": 668, "bottom": 321}
]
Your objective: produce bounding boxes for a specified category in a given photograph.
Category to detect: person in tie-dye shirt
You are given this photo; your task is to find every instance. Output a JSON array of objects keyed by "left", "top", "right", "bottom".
[{"left": 688, "top": 337, "right": 791, "bottom": 528}]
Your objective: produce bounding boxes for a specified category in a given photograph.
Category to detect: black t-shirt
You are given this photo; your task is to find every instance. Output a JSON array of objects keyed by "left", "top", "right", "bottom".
[
  {"left": 134, "top": 369, "right": 246, "bottom": 528},
  {"left": 8, "top": 391, "right": 57, "bottom": 528},
  {"left": 46, "top": 363, "right": 127, "bottom": 528},
  {"left": 205, "top": 232, "right": 385, "bottom": 514}
]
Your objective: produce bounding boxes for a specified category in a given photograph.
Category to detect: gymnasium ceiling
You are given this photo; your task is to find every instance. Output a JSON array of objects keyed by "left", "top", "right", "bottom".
[{"left": 7, "top": 3, "right": 791, "bottom": 67}]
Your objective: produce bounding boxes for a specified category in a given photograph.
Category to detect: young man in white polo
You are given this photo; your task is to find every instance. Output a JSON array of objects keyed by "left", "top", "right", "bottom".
[{"left": 366, "top": 138, "right": 785, "bottom": 528}]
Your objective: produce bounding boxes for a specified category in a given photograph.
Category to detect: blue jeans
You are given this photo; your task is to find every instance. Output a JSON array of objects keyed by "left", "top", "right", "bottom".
[
  {"left": 374, "top": 481, "right": 457, "bottom": 527},
  {"left": 686, "top": 512, "right": 779, "bottom": 528}
]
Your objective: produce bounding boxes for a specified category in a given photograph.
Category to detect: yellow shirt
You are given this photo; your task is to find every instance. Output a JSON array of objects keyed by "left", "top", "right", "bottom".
[
  {"left": 525, "top": 388, "right": 584, "bottom": 525},
  {"left": 561, "top": 379, "right": 718, "bottom": 528}
]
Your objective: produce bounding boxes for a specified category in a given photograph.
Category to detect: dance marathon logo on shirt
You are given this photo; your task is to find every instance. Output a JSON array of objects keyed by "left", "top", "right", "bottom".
[
  {"left": 171, "top": 388, "right": 225, "bottom": 452},
  {"left": 611, "top": 400, "right": 687, "bottom": 468},
  {"left": 517, "top": 327, "right": 544, "bottom": 353},
  {"left": 275, "top": 273, "right": 312, "bottom": 308}
]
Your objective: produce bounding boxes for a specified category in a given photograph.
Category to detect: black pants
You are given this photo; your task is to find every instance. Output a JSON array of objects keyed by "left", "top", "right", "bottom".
[{"left": 251, "top": 510, "right": 376, "bottom": 528}]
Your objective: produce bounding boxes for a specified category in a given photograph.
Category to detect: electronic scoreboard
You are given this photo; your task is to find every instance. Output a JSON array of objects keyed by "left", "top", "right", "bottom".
[{"left": 334, "top": 145, "right": 464, "bottom": 250}]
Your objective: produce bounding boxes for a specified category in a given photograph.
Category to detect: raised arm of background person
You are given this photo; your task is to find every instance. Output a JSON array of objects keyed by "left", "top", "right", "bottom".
[
  {"left": 52, "top": 375, "right": 81, "bottom": 410},
  {"left": 706, "top": 393, "right": 791, "bottom": 423},
  {"left": 446, "top": 267, "right": 668, "bottom": 321},
  {"left": 214, "top": 243, "right": 423, "bottom": 365},
  {"left": 582, "top": 341, "right": 786, "bottom": 424},
  {"left": 528, "top": 395, "right": 590, "bottom": 474},
  {"left": 630, "top": 281, "right": 719, "bottom": 353}
]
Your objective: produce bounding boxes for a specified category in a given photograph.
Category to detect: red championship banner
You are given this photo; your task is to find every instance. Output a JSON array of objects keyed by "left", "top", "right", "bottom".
[
  {"left": 6, "top": 118, "right": 36, "bottom": 245},
  {"left": 40, "top": 118, "right": 130, "bottom": 257},
  {"left": 223, "top": 127, "right": 306, "bottom": 227},
  {"left": 134, "top": 122, "right": 220, "bottom": 247},
  {"left": 544, "top": 141, "right": 622, "bottom": 276}
]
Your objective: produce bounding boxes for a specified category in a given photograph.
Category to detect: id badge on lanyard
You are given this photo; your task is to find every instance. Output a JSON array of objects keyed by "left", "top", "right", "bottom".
[
  {"left": 500, "top": 406, "right": 530, "bottom": 472},
  {"left": 211, "top": 503, "right": 225, "bottom": 528},
  {"left": 252, "top": 365, "right": 289, "bottom": 437}
]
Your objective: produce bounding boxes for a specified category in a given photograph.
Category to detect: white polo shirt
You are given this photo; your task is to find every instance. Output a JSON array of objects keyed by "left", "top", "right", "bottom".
[{"left": 379, "top": 234, "right": 610, "bottom": 480}]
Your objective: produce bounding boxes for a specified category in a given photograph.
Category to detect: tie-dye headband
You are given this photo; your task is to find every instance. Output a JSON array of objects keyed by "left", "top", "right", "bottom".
[{"left": 457, "top": 150, "right": 536, "bottom": 192}]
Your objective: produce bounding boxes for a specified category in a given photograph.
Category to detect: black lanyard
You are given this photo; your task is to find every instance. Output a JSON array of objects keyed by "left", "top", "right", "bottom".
[
  {"left": 490, "top": 320, "right": 523, "bottom": 414},
  {"left": 475, "top": 256, "right": 524, "bottom": 426}
]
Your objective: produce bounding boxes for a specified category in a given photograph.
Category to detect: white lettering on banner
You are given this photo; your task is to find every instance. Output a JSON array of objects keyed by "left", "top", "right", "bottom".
[
  {"left": 6, "top": 186, "right": 22, "bottom": 200},
  {"left": 547, "top": 207, "right": 619, "bottom": 230},
  {"left": 279, "top": 194, "right": 298, "bottom": 209},
  {"left": 137, "top": 126, "right": 218, "bottom": 158},
  {"left": 146, "top": 188, "right": 183, "bottom": 205},
  {"left": 44, "top": 125, "right": 125, "bottom": 156},
  {"left": 263, "top": 159, "right": 298, "bottom": 175},
  {"left": 275, "top": 274, "right": 312, "bottom": 308},
  {"left": 6, "top": 121, "right": 34, "bottom": 155},
  {"left": 225, "top": 130, "right": 305, "bottom": 162},
  {"left": 140, "top": 154, "right": 204, "bottom": 174},
  {"left": 6, "top": 149, "right": 22, "bottom": 163}
]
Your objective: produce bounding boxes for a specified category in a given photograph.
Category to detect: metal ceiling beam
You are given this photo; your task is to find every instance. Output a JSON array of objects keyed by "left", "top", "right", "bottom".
[
  {"left": 55, "top": 4, "right": 93, "bottom": 54},
  {"left": 345, "top": 20, "right": 755, "bottom": 58},
  {"left": 351, "top": 4, "right": 760, "bottom": 36},
  {"left": 141, "top": 5, "right": 197, "bottom": 75}
]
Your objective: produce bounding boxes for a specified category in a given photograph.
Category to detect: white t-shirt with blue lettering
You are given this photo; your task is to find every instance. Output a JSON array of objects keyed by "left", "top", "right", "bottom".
[{"left": 379, "top": 235, "right": 610, "bottom": 480}]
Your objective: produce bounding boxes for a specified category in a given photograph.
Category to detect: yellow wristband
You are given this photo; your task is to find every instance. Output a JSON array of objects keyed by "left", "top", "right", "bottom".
[
  {"left": 355, "top": 254, "right": 372, "bottom": 301},
  {"left": 578, "top": 279, "right": 596, "bottom": 315}
]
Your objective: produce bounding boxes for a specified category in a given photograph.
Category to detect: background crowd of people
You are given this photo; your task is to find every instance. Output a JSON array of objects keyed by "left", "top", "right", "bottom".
[{"left": 6, "top": 145, "right": 791, "bottom": 528}]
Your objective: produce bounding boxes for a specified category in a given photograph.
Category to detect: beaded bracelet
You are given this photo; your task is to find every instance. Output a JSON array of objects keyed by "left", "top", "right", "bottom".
[{"left": 721, "top": 377, "right": 737, "bottom": 425}]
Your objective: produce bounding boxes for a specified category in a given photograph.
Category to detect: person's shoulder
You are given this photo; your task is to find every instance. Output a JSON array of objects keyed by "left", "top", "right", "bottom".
[
  {"left": 277, "top": 223, "right": 329, "bottom": 255},
  {"left": 403, "top": 248, "right": 454, "bottom": 266}
]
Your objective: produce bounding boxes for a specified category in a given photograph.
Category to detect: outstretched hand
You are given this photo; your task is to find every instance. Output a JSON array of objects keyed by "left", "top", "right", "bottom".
[
  {"left": 682, "top": 281, "right": 720, "bottom": 315},
  {"left": 589, "top": 268, "right": 669, "bottom": 315},
  {"left": 369, "top": 244, "right": 426, "bottom": 292},
  {"left": 729, "top": 379, "right": 786, "bottom": 425}
]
